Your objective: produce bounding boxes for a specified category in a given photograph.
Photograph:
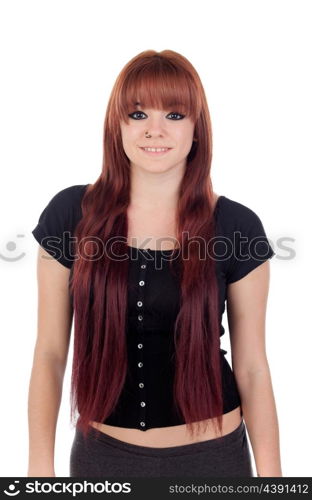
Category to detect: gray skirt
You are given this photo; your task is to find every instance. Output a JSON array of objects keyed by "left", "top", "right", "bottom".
[{"left": 69, "top": 419, "right": 253, "bottom": 478}]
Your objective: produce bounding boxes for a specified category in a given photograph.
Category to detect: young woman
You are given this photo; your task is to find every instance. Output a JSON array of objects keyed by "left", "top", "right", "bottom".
[{"left": 29, "top": 49, "right": 282, "bottom": 478}]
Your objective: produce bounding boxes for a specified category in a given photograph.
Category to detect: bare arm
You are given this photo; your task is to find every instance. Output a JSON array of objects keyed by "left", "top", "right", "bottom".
[
  {"left": 28, "top": 246, "right": 73, "bottom": 477},
  {"left": 227, "top": 260, "right": 283, "bottom": 477}
]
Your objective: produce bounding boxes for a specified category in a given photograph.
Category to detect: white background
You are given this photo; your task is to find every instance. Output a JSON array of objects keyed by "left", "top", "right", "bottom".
[{"left": 0, "top": 0, "right": 311, "bottom": 477}]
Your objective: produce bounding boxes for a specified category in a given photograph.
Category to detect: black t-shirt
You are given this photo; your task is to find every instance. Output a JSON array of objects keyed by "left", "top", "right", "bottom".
[{"left": 32, "top": 184, "right": 275, "bottom": 431}]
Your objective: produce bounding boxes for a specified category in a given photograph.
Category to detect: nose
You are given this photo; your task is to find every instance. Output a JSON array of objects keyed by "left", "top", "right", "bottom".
[{"left": 144, "top": 112, "right": 167, "bottom": 136}]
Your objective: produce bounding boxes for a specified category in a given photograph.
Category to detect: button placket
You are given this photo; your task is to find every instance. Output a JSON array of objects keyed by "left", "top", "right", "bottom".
[{"left": 136, "top": 250, "right": 148, "bottom": 430}]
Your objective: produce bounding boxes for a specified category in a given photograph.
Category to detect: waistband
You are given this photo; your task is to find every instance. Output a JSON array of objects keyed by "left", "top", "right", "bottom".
[{"left": 75, "top": 419, "right": 246, "bottom": 458}]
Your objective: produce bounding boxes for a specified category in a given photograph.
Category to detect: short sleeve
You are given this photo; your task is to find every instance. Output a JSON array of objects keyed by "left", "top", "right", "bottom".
[
  {"left": 226, "top": 205, "right": 275, "bottom": 284},
  {"left": 32, "top": 185, "right": 83, "bottom": 269}
]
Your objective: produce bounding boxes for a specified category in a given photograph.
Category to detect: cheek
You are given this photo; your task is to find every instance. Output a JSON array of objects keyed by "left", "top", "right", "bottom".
[
  {"left": 124, "top": 129, "right": 139, "bottom": 145},
  {"left": 120, "top": 133, "right": 134, "bottom": 152},
  {"left": 176, "top": 123, "right": 194, "bottom": 141},
  {"left": 178, "top": 130, "right": 195, "bottom": 149}
]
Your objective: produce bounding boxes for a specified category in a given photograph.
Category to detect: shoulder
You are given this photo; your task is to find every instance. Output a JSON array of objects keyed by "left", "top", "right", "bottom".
[
  {"left": 32, "top": 184, "right": 90, "bottom": 269},
  {"left": 46, "top": 184, "right": 89, "bottom": 210},
  {"left": 215, "top": 196, "right": 275, "bottom": 284},
  {"left": 32, "top": 183, "right": 90, "bottom": 238},
  {"left": 36, "top": 184, "right": 90, "bottom": 223},
  {"left": 216, "top": 195, "right": 266, "bottom": 230}
]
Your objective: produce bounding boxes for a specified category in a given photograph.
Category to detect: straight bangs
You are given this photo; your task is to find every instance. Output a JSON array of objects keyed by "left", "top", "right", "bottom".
[{"left": 116, "top": 62, "right": 202, "bottom": 125}]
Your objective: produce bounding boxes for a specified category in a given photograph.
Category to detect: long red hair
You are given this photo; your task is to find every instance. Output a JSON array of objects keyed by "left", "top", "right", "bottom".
[{"left": 69, "top": 49, "right": 223, "bottom": 441}]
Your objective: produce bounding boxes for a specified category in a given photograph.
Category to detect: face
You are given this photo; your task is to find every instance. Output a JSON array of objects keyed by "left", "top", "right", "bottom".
[{"left": 120, "top": 107, "right": 195, "bottom": 172}]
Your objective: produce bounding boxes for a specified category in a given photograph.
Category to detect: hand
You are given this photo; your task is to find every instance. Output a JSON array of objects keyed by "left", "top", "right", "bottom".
[{"left": 27, "top": 468, "right": 56, "bottom": 477}]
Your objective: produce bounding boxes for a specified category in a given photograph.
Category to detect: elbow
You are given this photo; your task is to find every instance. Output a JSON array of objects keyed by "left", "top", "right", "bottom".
[{"left": 234, "top": 361, "right": 271, "bottom": 383}]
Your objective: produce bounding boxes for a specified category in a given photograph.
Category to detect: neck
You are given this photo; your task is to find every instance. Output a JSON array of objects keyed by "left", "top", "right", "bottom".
[{"left": 129, "top": 165, "right": 183, "bottom": 211}]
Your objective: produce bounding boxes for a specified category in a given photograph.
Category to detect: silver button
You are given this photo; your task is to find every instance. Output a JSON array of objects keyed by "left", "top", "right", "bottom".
[
  {"left": 138, "top": 362, "right": 143, "bottom": 367},
  {"left": 137, "top": 301, "right": 143, "bottom": 307},
  {"left": 139, "top": 280, "right": 145, "bottom": 286},
  {"left": 141, "top": 264, "right": 146, "bottom": 269},
  {"left": 138, "top": 343, "right": 143, "bottom": 349},
  {"left": 140, "top": 421, "right": 145, "bottom": 427},
  {"left": 138, "top": 315, "right": 143, "bottom": 321},
  {"left": 140, "top": 401, "right": 146, "bottom": 407},
  {"left": 139, "top": 382, "right": 144, "bottom": 388}
]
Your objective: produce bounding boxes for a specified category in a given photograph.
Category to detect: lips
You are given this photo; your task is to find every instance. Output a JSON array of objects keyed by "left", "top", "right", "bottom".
[
  {"left": 140, "top": 147, "right": 172, "bottom": 151},
  {"left": 139, "top": 147, "right": 172, "bottom": 156}
]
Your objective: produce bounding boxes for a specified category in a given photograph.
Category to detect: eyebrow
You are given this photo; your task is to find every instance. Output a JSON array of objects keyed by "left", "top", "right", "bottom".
[{"left": 133, "top": 101, "right": 185, "bottom": 109}]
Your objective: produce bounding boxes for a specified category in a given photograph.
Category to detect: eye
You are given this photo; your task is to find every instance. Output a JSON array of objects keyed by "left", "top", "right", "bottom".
[
  {"left": 167, "top": 112, "right": 185, "bottom": 120},
  {"left": 128, "top": 111, "right": 146, "bottom": 120},
  {"left": 128, "top": 111, "right": 185, "bottom": 120}
]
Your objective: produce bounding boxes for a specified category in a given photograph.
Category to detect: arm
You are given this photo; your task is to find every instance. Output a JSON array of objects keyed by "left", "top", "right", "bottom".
[
  {"left": 28, "top": 246, "right": 73, "bottom": 477},
  {"left": 227, "top": 260, "right": 282, "bottom": 477}
]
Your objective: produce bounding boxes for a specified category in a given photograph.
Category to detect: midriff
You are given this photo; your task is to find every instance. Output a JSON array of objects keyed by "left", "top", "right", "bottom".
[{"left": 88, "top": 406, "right": 242, "bottom": 447}]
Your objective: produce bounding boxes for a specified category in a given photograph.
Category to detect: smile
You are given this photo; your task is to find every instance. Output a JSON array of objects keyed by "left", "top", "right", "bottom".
[{"left": 139, "top": 147, "right": 172, "bottom": 155}]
